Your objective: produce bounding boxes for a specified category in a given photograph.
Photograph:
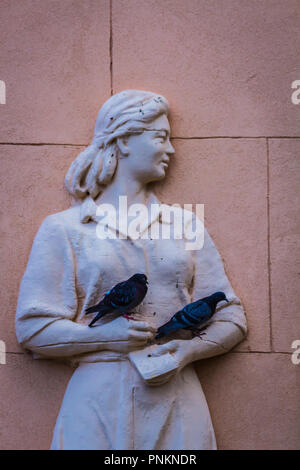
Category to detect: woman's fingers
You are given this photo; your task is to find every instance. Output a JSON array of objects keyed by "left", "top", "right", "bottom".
[
  {"left": 152, "top": 341, "right": 178, "bottom": 356},
  {"left": 129, "top": 320, "right": 156, "bottom": 333},
  {"left": 129, "top": 330, "right": 154, "bottom": 342}
]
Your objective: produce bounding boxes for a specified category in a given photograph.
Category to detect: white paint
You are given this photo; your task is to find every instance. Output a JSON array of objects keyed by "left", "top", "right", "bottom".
[{"left": 16, "top": 90, "right": 247, "bottom": 450}]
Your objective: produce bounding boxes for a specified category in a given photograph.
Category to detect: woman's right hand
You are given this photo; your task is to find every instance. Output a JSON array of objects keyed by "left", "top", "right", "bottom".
[{"left": 93, "top": 315, "right": 156, "bottom": 353}]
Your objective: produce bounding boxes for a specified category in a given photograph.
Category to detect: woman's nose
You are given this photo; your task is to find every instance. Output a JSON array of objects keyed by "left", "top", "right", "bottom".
[{"left": 166, "top": 139, "right": 175, "bottom": 155}]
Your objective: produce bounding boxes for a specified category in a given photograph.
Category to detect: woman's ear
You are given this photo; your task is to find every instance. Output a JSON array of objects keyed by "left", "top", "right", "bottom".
[{"left": 116, "top": 136, "right": 129, "bottom": 157}]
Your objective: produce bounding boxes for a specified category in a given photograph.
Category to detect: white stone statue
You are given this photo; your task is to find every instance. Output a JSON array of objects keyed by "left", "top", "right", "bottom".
[{"left": 16, "top": 90, "right": 247, "bottom": 450}]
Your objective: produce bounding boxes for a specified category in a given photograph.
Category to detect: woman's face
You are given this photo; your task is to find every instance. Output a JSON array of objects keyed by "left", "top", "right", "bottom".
[{"left": 120, "top": 114, "right": 175, "bottom": 184}]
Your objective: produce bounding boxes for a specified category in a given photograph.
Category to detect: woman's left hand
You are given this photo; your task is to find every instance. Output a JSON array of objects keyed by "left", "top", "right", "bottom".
[{"left": 148, "top": 339, "right": 194, "bottom": 386}]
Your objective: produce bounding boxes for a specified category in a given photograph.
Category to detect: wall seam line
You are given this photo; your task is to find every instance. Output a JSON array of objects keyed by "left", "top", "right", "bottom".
[
  {"left": 4, "top": 350, "right": 293, "bottom": 356},
  {"left": 0, "top": 143, "right": 85, "bottom": 147},
  {"left": 171, "top": 136, "right": 300, "bottom": 140},
  {"left": 267, "top": 137, "right": 273, "bottom": 352},
  {"left": 0, "top": 136, "right": 299, "bottom": 146},
  {"left": 110, "top": 0, "right": 113, "bottom": 96}
]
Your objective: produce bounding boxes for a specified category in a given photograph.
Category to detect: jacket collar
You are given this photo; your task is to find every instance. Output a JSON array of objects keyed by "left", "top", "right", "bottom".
[{"left": 80, "top": 193, "right": 172, "bottom": 238}]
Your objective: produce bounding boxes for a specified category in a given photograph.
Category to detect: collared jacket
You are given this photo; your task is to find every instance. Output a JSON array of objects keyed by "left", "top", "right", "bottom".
[{"left": 15, "top": 194, "right": 247, "bottom": 449}]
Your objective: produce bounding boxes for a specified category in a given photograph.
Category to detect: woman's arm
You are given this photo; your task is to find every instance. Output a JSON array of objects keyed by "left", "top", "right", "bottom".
[
  {"left": 151, "top": 321, "right": 244, "bottom": 376},
  {"left": 16, "top": 215, "right": 154, "bottom": 358},
  {"left": 23, "top": 316, "right": 155, "bottom": 357},
  {"left": 150, "top": 216, "right": 247, "bottom": 384}
]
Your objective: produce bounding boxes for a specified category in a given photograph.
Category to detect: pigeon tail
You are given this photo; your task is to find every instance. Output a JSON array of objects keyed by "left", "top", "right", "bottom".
[
  {"left": 155, "top": 329, "right": 167, "bottom": 340},
  {"left": 155, "top": 321, "right": 177, "bottom": 339},
  {"left": 88, "top": 317, "right": 99, "bottom": 327},
  {"left": 87, "top": 306, "right": 113, "bottom": 327},
  {"left": 85, "top": 304, "right": 103, "bottom": 315}
]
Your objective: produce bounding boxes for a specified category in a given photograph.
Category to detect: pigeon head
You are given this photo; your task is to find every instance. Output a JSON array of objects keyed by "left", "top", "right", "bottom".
[
  {"left": 130, "top": 273, "right": 148, "bottom": 285},
  {"left": 211, "top": 291, "right": 229, "bottom": 304},
  {"left": 203, "top": 291, "right": 229, "bottom": 312}
]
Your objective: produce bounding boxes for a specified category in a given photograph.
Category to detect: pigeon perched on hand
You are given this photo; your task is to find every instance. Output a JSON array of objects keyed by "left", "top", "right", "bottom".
[
  {"left": 155, "top": 291, "right": 228, "bottom": 339},
  {"left": 86, "top": 273, "right": 148, "bottom": 327}
]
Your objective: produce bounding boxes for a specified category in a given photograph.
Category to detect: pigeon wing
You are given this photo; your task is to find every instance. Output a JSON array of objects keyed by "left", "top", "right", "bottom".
[
  {"left": 183, "top": 300, "right": 212, "bottom": 327},
  {"left": 105, "top": 281, "right": 137, "bottom": 308}
]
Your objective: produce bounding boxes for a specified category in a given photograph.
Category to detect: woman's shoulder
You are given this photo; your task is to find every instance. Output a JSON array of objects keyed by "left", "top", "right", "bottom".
[{"left": 38, "top": 205, "right": 83, "bottom": 238}]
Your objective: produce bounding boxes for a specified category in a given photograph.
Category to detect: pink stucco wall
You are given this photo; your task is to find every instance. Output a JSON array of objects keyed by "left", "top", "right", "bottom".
[{"left": 0, "top": 0, "right": 299, "bottom": 449}]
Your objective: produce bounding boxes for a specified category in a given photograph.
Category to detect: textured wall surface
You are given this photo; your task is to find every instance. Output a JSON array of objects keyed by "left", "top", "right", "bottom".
[{"left": 0, "top": 0, "right": 299, "bottom": 449}]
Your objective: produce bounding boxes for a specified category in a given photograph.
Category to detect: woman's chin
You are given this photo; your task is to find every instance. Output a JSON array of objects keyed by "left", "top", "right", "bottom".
[
  {"left": 155, "top": 167, "right": 168, "bottom": 180},
  {"left": 149, "top": 173, "right": 166, "bottom": 184},
  {"left": 143, "top": 167, "right": 167, "bottom": 184}
]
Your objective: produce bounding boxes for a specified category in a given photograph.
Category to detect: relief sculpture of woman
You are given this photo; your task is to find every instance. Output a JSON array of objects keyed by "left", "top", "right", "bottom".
[{"left": 15, "top": 90, "right": 247, "bottom": 450}]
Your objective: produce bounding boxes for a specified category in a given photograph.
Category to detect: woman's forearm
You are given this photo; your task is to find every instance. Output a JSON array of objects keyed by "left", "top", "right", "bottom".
[
  {"left": 181, "top": 321, "right": 245, "bottom": 367},
  {"left": 22, "top": 319, "right": 123, "bottom": 357}
]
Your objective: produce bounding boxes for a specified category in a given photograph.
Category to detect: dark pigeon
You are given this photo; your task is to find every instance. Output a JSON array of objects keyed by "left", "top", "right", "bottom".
[
  {"left": 86, "top": 273, "right": 148, "bottom": 327},
  {"left": 155, "top": 291, "right": 229, "bottom": 339}
]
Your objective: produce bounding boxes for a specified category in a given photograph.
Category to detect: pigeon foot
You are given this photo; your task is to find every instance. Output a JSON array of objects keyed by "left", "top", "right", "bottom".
[
  {"left": 123, "top": 314, "right": 136, "bottom": 321},
  {"left": 193, "top": 330, "right": 206, "bottom": 339}
]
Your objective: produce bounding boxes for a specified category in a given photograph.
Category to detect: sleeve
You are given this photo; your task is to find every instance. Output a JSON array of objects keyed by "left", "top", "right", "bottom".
[
  {"left": 15, "top": 215, "right": 130, "bottom": 359},
  {"left": 183, "top": 212, "right": 247, "bottom": 360},
  {"left": 15, "top": 215, "right": 78, "bottom": 346},
  {"left": 191, "top": 223, "right": 247, "bottom": 337}
]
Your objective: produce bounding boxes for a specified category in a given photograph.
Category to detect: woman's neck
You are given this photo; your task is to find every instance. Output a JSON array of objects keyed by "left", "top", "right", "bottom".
[{"left": 95, "top": 179, "right": 151, "bottom": 209}]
